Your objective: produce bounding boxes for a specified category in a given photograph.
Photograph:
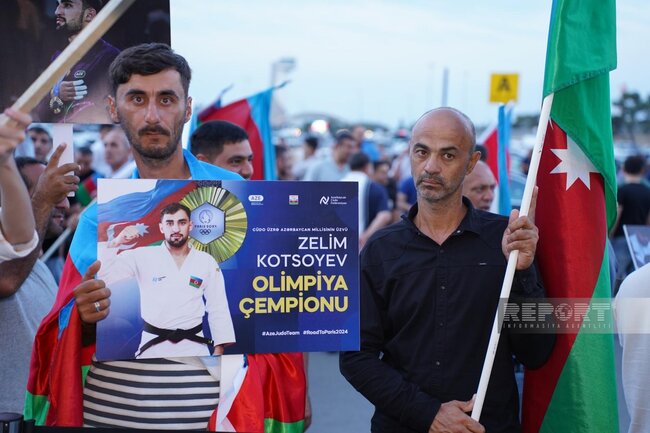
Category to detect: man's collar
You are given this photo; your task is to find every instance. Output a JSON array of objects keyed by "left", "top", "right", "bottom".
[{"left": 405, "top": 196, "right": 482, "bottom": 235}]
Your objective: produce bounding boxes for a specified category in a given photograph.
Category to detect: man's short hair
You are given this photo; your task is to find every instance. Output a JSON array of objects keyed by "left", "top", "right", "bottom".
[
  {"left": 190, "top": 121, "right": 249, "bottom": 160},
  {"left": 335, "top": 129, "right": 355, "bottom": 145},
  {"left": 373, "top": 160, "right": 390, "bottom": 171},
  {"left": 109, "top": 43, "right": 192, "bottom": 97},
  {"left": 349, "top": 152, "right": 370, "bottom": 171},
  {"left": 28, "top": 126, "right": 52, "bottom": 141},
  {"left": 304, "top": 136, "right": 319, "bottom": 151},
  {"left": 15, "top": 157, "right": 44, "bottom": 189},
  {"left": 77, "top": 146, "right": 93, "bottom": 157},
  {"left": 160, "top": 202, "right": 191, "bottom": 222},
  {"left": 275, "top": 144, "right": 288, "bottom": 158},
  {"left": 99, "top": 124, "right": 114, "bottom": 134},
  {"left": 624, "top": 154, "right": 646, "bottom": 175},
  {"left": 82, "top": 0, "right": 105, "bottom": 12}
]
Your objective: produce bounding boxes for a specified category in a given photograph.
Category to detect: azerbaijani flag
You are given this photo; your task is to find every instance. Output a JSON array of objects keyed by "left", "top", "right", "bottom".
[
  {"left": 97, "top": 179, "right": 196, "bottom": 248},
  {"left": 521, "top": 1, "right": 619, "bottom": 432},
  {"left": 186, "top": 84, "right": 233, "bottom": 148},
  {"left": 198, "top": 87, "right": 278, "bottom": 181},
  {"left": 478, "top": 104, "right": 512, "bottom": 215}
]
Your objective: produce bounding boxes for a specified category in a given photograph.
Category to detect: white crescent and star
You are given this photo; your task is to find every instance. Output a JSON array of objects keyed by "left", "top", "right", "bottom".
[{"left": 549, "top": 135, "right": 600, "bottom": 190}]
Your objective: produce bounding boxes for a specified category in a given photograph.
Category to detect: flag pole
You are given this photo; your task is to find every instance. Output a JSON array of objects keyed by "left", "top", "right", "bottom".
[
  {"left": 0, "top": 0, "right": 136, "bottom": 128},
  {"left": 471, "top": 93, "right": 554, "bottom": 421}
]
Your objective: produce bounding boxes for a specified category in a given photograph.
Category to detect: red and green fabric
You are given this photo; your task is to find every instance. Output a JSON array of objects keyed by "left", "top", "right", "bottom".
[
  {"left": 75, "top": 173, "right": 101, "bottom": 207},
  {"left": 211, "top": 353, "right": 306, "bottom": 433},
  {"left": 522, "top": 1, "right": 618, "bottom": 432},
  {"left": 25, "top": 203, "right": 100, "bottom": 426}
]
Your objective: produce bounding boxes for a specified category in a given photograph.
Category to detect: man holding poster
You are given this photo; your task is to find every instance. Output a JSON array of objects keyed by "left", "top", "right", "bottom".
[
  {"left": 25, "top": 43, "right": 254, "bottom": 430},
  {"left": 98, "top": 201, "right": 235, "bottom": 358}
]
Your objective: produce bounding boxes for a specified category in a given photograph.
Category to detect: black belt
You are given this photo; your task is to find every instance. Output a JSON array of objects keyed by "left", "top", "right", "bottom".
[{"left": 136, "top": 322, "right": 214, "bottom": 357}]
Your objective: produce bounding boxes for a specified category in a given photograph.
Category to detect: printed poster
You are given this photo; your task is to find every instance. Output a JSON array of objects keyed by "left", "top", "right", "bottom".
[{"left": 96, "top": 179, "right": 359, "bottom": 360}]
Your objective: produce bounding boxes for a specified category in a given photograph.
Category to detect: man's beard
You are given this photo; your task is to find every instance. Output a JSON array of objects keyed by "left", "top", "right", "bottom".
[
  {"left": 118, "top": 111, "right": 185, "bottom": 162},
  {"left": 414, "top": 173, "right": 464, "bottom": 204},
  {"left": 167, "top": 234, "right": 188, "bottom": 248},
  {"left": 45, "top": 210, "right": 65, "bottom": 240},
  {"left": 56, "top": 16, "right": 83, "bottom": 34}
]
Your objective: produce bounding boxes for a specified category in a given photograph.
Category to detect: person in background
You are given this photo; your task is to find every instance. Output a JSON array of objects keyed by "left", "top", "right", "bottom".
[
  {"left": 190, "top": 120, "right": 253, "bottom": 179},
  {"left": 372, "top": 159, "right": 398, "bottom": 222},
  {"left": 351, "top": 124, "right": 380, "bottom": 162},
  {"left": 341, "top": 152, "right": 392, "bottom": 248},
  {"left": 292, "top": 136, "right": 319, "bottom": 180},
  {"left": 0, "top": 145, "right": 78, "bottom": 413},
  {"left": 304, "top": 129, "right": 356, "bottom": 181},
  {"left": 462, "top": 160, "right": 497, "bottom": 211},
  {"left": 614, "top": 262, "right": 650, "bottom": 433},
  {"left": 90, "top": 124, "right": 116, "bottom": 175},
  {"left": 103, "top": 126, "right": 136, "bottom": 178},
  {"left": 610, "top": 154, "right": 650, "bottom": 286},
  {"left": 275, "top": 144, "right": 294, "bottom": 180},
  {"left": 396, "top": 174, "right": 417, "bottom": 216},
  {"left": 75, "top": 147, "right": 96, "bottom": 179},
  {"left": 29, "top": 126, "right": 53, "bottom": 162}
]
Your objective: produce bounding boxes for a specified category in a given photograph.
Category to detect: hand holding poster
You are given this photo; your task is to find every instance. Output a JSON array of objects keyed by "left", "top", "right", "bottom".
[{"left": 96, "top": 179, "right": 359, "bottom": 360}]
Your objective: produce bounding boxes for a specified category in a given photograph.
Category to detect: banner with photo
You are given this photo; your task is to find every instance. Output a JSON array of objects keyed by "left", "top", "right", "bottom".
[{"left": 96, "top": 179, "right": 359, "bottom": 360}]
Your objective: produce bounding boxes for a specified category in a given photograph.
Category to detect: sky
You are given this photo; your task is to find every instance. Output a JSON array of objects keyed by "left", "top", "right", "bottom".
[{"left": 170, "top": 1, "right": 648, "bottom": 129}]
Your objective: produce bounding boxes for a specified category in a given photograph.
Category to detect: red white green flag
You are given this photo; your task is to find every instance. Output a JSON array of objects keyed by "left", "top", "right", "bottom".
[{"left": 522, "top": 1, "right": 619, "bottom": 432}]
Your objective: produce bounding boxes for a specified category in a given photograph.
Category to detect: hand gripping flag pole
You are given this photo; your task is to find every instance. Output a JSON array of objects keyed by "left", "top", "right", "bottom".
[
  {"left": 0, "top": 0, "right": 137, "bottom": 128},
  {"left": 471, "top": 93, "right": 554, "bottom": 421}
]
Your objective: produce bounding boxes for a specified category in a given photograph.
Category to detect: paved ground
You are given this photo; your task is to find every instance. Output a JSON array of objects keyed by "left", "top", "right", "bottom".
[
  {"left": 306, "top": 346, "right": 630, "bottom": 433},
  {"left": 307, "top": 352, "right": 374, "bottom": 433}
]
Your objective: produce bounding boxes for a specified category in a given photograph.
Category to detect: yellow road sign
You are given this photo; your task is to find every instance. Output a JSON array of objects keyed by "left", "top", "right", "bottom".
[{"left": 489, "top": 73, "right": 519, "bottom": 103}]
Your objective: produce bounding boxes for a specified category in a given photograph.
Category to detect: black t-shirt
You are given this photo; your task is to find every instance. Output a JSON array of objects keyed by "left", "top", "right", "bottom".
[{"left": 615, "top": 182, "right": 650, "bottom": 237}]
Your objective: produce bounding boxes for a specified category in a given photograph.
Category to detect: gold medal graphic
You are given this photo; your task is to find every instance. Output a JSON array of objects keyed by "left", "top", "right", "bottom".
[{"left": 181, "top": 185, "right": 247, "bottom": 263}]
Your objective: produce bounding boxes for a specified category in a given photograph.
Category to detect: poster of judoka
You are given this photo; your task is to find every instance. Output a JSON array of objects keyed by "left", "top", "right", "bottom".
[{"left": 95, "top": 178, "right": 359, "bottom": 360}]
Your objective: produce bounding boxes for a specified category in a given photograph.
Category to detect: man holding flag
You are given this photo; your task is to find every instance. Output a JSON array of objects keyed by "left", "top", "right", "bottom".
[{"left": 340, "top": 107, "right": 555, "bottom": 433}]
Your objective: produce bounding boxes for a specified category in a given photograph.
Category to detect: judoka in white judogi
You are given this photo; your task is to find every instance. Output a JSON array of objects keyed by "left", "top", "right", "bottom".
[{"left": 98, "top": 203, "right": 235, "bottom": 358}]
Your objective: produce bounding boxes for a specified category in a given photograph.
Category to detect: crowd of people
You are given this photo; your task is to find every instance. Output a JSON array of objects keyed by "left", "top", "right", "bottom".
[{"left": 1, "top": 39, "right": 650, "bottom": 433}]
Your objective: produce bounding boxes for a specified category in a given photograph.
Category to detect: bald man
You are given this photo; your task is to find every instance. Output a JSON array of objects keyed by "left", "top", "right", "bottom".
[
  {"left": 340, "top": 107, "right": 554, "bottom": 433},
  {"left": 462, "top": 160, "right": 497, "bottom": 211}
]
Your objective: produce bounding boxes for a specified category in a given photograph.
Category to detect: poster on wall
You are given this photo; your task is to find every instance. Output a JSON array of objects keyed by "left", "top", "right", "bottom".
[
  {"left": 0, "top": 0, "right": 170, "bottom": 124},
  {"left": 96, "top": 179, "right": 359, "bottom": 360}
]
